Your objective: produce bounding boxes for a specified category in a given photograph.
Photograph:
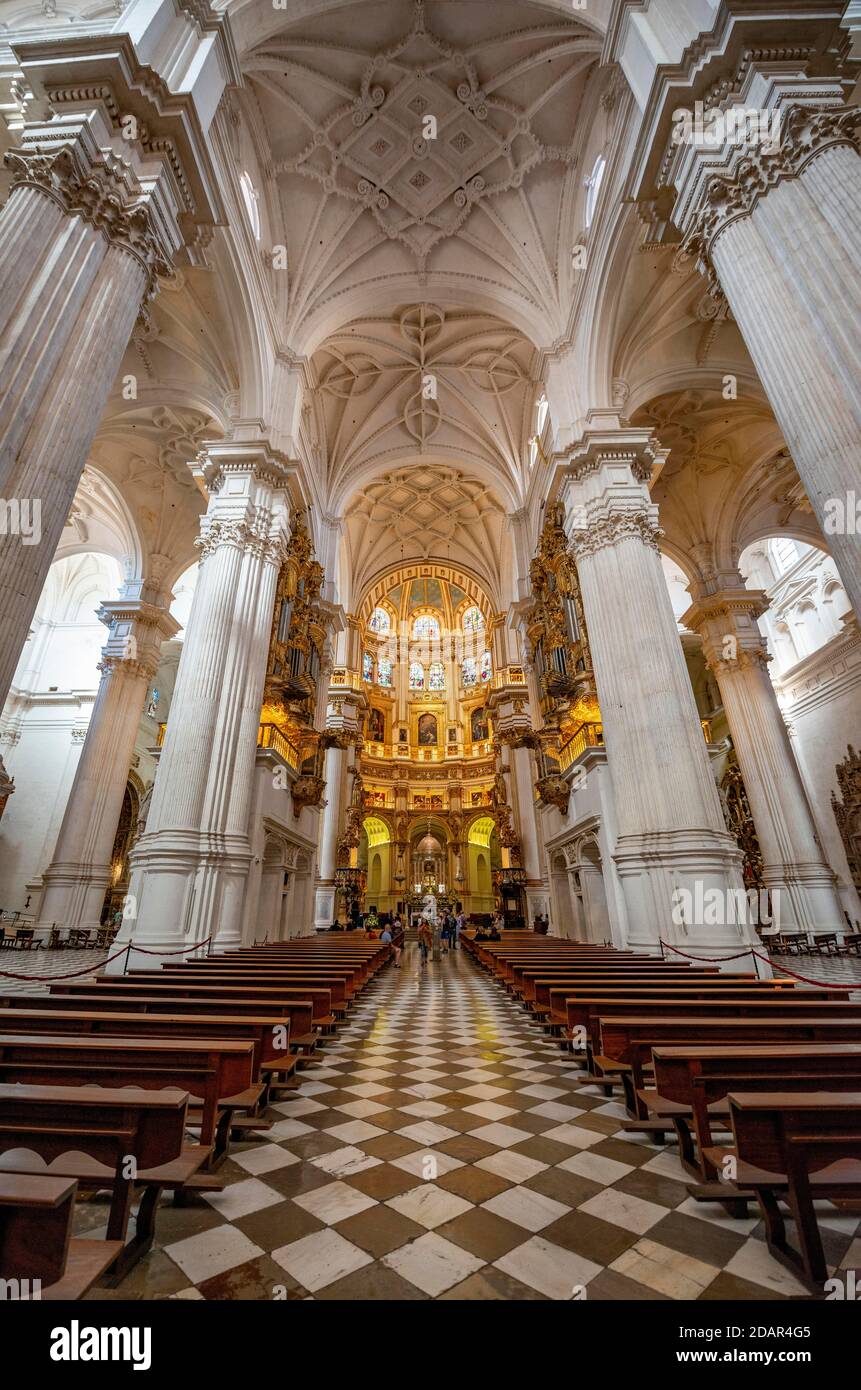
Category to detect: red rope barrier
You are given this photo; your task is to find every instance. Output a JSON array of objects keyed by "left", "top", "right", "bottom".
[
  {"left": 0, "top": 934, "right": 213, "bottom": 982},
  {"left": 659, "top": 939, "right": 856, "bottom": 991}
]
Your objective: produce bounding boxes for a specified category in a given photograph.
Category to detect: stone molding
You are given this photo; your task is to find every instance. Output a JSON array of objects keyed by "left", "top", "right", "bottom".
[
  {"left": 5, "top": 130, "right": 171, "bottom": 295},
  {"left": 686, "top": 103, "right": 861, "bottom": 263}
]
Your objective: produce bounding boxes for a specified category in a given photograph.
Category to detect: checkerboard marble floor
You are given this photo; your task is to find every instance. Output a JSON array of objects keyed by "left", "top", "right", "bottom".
[{"left": 51, "top": 943, "right": 856, "bottom": 1302}]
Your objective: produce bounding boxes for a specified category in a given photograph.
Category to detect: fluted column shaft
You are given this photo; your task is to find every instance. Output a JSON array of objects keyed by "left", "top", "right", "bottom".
[
  {"left": 111, "top": 441, "right": 292, "bottom": 969},
  {"left": 690, "top": 107, "right": 861, "bottom": 618},
  {"left": 0, "top": 123, "right": 171, "bottom": 712},
  {"left": 35, "top": 590, "right": 178, "bottom": 932},
  {"left": 562, "top": 417, "right": 755, "bottom": 963},
  {"left": 684, "top": 587, "right": 844, "bottom": 933}
]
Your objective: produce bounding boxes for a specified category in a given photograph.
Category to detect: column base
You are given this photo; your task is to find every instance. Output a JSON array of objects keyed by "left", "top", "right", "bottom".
[
  {"left": 613, "top": 828, "right": 760, "bottom": 972},
  {"left": 121, "top": 828, "right": 254, "bottom": 966},
  {"left": 314, "top": 883, "right": 337, "bottom": 932},
  {"left": 34, "top": 862, "right": 112, "bottom": 937},
  {"left": 761, "top": 861, "right": 846, "bottom": 934}
]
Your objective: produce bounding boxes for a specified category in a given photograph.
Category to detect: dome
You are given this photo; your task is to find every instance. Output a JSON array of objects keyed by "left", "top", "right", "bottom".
[{"left": 416, "top": 833, "right": 442, "bottom": 856}]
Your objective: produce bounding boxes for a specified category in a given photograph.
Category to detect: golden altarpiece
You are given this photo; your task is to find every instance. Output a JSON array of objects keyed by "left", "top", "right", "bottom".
[{"left": 259, "top": 515, "right": 330, "bottom": 817}]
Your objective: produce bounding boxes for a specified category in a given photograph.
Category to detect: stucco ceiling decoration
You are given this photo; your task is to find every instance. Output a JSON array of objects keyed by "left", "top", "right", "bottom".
[
  {"left": 635, "top": 390, "right": 821, "bottom": 577},
  {"left": 313, "top": 304, "right": 536, "bottom": 501},
  {"left": 271, "top": 0, "right": 581, "bottom": 263},
  {"left": 344, "top": 462, "right": 507, "bottom": 605},
  {"left": 246, "top": 0, "right": 601, "bottom": 341}
]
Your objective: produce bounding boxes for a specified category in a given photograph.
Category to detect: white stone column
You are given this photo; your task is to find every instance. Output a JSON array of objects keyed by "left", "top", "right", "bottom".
[
  {"left": 112, "top": 438, "right": 292, "bottom": 969},
  {"left": 0, "top": 129, "right": 160, "bottom": 714},
  {"left": 561, "top": 414, "right": 755, "bottom": 963},
  {"left": 314, "top": 740, "right": 346, "bottom": 929},
  {"left": 675, "top": 103, "right": 861, "bottom": 619},
  {"left": 684, "top": 585, "right": 845, "bottom": 934},
  {"left": 35, "top": 583, "right": 178, "bottom": 934}
]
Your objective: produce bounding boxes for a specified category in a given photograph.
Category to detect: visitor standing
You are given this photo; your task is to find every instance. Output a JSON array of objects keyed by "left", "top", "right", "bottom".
[{"left": 418, "top": 918, "right": 432, "bottom": 966}]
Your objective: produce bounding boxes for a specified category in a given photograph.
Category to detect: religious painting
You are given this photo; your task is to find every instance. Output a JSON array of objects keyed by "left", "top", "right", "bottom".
[
  {"left": 448, "top": 727, "right": 457, "bottom": 744},
  {"left": 471, "top": 706, "right": 489, "bottom": 742},
  {"left": 399, "top": 727, "right": 408, "bottom": 743},
  {"left": 368, "top": 708, "right": 385, "bottom": 743},
  {"left": 418, "top": 712, "right": 438, "bottom": 746}
]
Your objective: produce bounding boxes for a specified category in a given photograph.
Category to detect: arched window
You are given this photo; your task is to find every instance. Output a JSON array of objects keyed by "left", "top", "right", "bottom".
[
  {"left": 378, "top": 656, "right": 393, "bottom": 687},
  {"left": 409, "top": 661, "right": 425, "bottom": 690},
  {"left": 412, "top": 613, "right": 440, "bottom": 641},
  {"left": 369, "top": 606, "right": 390, "bottom": 636},
  {"left": 462, "top": 606, "right": 484, "bottom": 634},
  {"left": 428, "top": 662, "right": 445, "bottom": 691},
  {"left": 462, "top": 657, "right": 478, "bottom": 688},
  {"left": 362, "top": 652, "right": 374, "bottom": 682},
  {"left": 240, "top": 171, "right": 261, "bottom": 241},
  {"left": 530, "top": 394, "right": 549, "bottom": 468},
  {"left": 584, "top": 154, "right": 606, "bottom": 229},
  {"left": 480, "top": 651, "right": 492, "bottom": 683}
]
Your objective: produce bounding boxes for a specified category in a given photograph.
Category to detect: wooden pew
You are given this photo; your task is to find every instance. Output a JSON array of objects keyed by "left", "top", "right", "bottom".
[
  {"left": 0, "top": 1083, "right": 212, "bottom": 1282},
  {"left": 650, "top": 1043, "right": 861, "bottom": 1180},
  {"left": 582, "top": 997, "right": 861, "bottom": 1069},
  {"left": 0, "top": 1009, "right": 298, "bottom": 1106},
  {"left": 125, "top": 969, "right": 351, "bottom": 1013},
  {"left": 0, "top": 1172, "right": 121, "bottom": 1300},
  {"left": 2, "top": 992, "right": 318, "bottom": 1057},
  {"left": 549, "top": 980, "right": 826, "bottom": 1031},
  {"left": 598, "top": 1016, "right": 861, "bottom": 1120},
  {"left": 50, "top": 980, "right": 338, "bottom": 1031},
  {"left": 0, "top": 1034, "right": 256, "bottom": 1164},
  {"left": 726, "top": 1092, "right": 861, "bottom": 1289}
]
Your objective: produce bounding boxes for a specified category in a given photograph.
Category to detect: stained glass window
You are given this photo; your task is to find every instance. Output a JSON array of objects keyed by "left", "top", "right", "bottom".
[
  {"left": 461, "top": 657, "right": 478, "bottom": 688},
  {"left": 378, "top": 657, "right": 393, "bottom": 687},
  {"left": 480, "top": 651, "right": 492, "bottom": 683},
  {"left": 428, "top": 662, "right": 445, "bottom": 691},
  {"left": 369, "top": 607, "right": 390, "bottom": 636},
  {"left": 409, "top": 661, "right": 425, "bottom": 691},
  {"left": 462, "top": 606, "right": 484, "bottom": 633},
  {"left": 412, "top": 614, "right": 440, "bottom": 641},
  {"left": 362, "top": 652, "right": 374, "bottom": 682}
]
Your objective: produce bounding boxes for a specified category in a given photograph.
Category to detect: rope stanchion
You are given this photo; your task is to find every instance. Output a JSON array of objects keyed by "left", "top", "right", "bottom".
[
  {"left": 659, "top": 939, "right": 855, "bottom": 991},
  {"left": 0, "top": 934, "right": 214, "bottom": 983}
]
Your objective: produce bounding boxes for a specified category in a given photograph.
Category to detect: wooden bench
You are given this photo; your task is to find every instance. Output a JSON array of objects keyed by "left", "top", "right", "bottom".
[
  {"left": 0, "top": 1083, "right": 212, "bottom": 1282},
  {"left": 650, "top": 1043, "right": 861, "bottom": 1182},
  {"left": 0, "top": 1008, "right": 298, "bottom": 1108},
  {"left": 725, "top": 1092, "right": 861, "bottom": 1290},
  {"left": 128, "top": 969, "right": 351, "bottom": 1013},
  {"left": 598, "top": 1016, "right": 861, "bottom": 1120},
  {"left": 0, "top": 1172, "right": 121, "bottom": 1300},
  {"left": 548, "top": 980, "right": 821, "bottom": 1031},
  {"left": 51, "top": 980, "right": 338, "bottom": 1031},
  {"left": 0, "top": 1033, "right": 257, "bottom": 1165},
  {"left": 2, "top": 992, "right": 318, "bottom": 1056}
]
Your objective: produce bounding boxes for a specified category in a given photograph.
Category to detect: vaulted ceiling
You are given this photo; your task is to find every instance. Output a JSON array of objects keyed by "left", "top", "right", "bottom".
[
  {"left": 312, "top": 302, "right": 538, "bottom": 503},
  {"left": 243, "top": 0, "right": 603, "bottom": 348},
  {"left": 342, "top": 461, "right": 509, "bottom": 610}
]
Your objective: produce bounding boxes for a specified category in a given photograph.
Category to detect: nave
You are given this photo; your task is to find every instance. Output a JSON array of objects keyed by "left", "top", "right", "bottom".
[{"left": 37, "top": 945, "right": 854, "bottom": 1303}]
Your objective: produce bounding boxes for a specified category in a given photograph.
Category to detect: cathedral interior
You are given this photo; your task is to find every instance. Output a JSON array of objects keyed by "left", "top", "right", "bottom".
[{"left": 0, "top": 0, "right": 860, "bottom": 1321}]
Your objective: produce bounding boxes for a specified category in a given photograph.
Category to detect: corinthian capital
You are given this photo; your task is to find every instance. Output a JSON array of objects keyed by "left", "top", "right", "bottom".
[
  {"left": 686, "top": 103, "right": 861, "bottom": 263},
  {"left": 5, "top": 124, "right": 172, "bottom": 296},
  {"left": 570, "top": 507, "right": 663, "bottom": 561}
]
